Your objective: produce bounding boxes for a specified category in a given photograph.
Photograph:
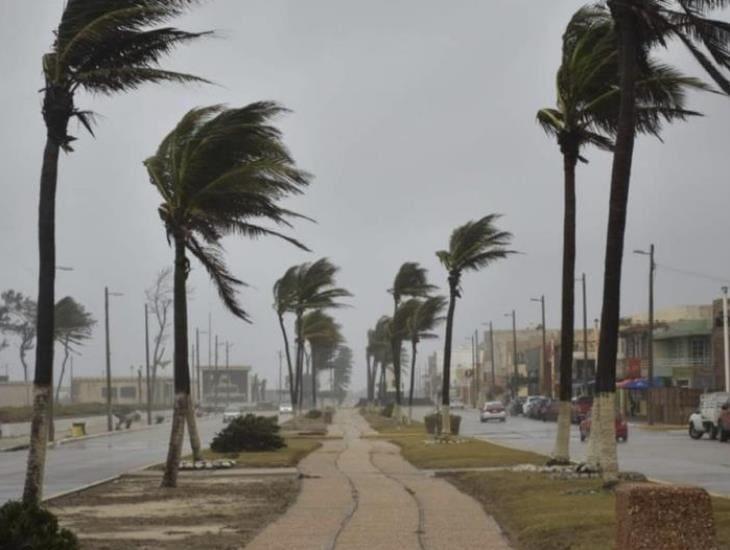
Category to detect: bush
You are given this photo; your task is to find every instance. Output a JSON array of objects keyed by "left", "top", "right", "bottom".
[
  {"left": 380, "top": 403, "right": 395, "bottom": 418},
  {"left": 0, "top": 500, "right": 78, "bottom": 550},
  {"left": 305, "top": 409, "right": 322, "bottom": 419},
  {"left": 210, "top": 414, "right": 286, "bottom": 453}
]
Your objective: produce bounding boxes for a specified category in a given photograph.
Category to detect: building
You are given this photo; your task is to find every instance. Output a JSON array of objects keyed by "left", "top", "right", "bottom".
[
  {"left": 712, "top": 298, "right": 730, "bottom": 390},
  {"left": 71, "top": 376, "right": 174, "bottom": 406},
  {"left": 200, "top": 365, "right": 250, "bottom": 407},
  {"left": 0, "top": 382, "right": 33, "bottom": 407},
  {"left": 653, "top": 319, "right": 714, "bottom": 389}
]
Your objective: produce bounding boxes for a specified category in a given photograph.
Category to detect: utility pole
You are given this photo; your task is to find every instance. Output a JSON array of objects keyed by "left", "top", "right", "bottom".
[
  {"left": 144, "top": 303, "right": 151, "bottom": 425},
  {"left": 505, "top": 311, "right": 518, "bottom": 398},
  {"left": 723, "top": 286, "right": 729, "bottom": 393},
  {"left": 474, "top": 329, "right": 481, "bottom": 408},
  {"left": 470, "top": 333, "right": 476, "bottom": 407},
  {"left": 225, "top": 341, "right": 232, "bottom": 407},
  {"left": 531, "top": 296, "right": 547, "bottom": 396},
  {"left": 278, "top": 351, "right": 283, "bottom": 404},
  {"left": 582, "top": 273, "right": 589, "bottom": 396},
  {"left": 634, "top": 245, "right": 655, "bottom": 424},
  {"left": 490, "top": 321, "right": 496, "bottom": 389},
  {"left": 196, "top": 328, "right": 201, "bottom": 402},
  {"left": 214, "top": 334, "right": 219, "bottom": 411},
  {"left": 104, "top": 287, "right": 113, "bottom": 432}
]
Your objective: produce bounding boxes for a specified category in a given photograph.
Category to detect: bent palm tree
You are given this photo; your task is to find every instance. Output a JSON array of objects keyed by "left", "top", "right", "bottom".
[
  {"left": 147, "top": 102, "right": 311, "bottom": 487},
  {"left": 301, "top": 310, "right": 342, "bottom": 407},
  {"left": 289, "top": 259, "right": 350, "bottom": 412},
  {"left": 406, "top": 296, "right": 447, "bottom": 418},
  {"left": 372, "top": 316, "right": 394, "bottom": 404},
  {"left": 437, "top": 216, "right": 514, "bottom": 434},
  {"left": 594, "top": 0, "right": 730, "bottom": 481},
  {"left": 538, "top": 3, "right": 710, "bottom": 466},
  {"left": 274, "top": 266, "right": 299, "bottom": 406},
  {"left": 24, "top": 0, "right": 209, "bottom": 505},
  {"left": 389, "top": 263, "right": 437, "bottom": 417}
]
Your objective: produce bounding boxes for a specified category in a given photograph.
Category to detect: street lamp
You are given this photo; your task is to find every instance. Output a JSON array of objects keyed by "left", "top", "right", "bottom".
[
  {"left": 505, "top": 310, "right": 517, "bottom": 399},
  {"left": 105, "top": 287, "right": 124, "bottom": 432},
  {"left": 482, "top": 321, "right": 496, "bottom": 390},
  {"left": 530, "top": 295, "right": 547, "bottom": 396},
  {"left": 576, "top": 274, "right": 590, "bottom": 395},
  {"left": 722, "top": 286, "right": 729, "bottom": 393},
  {"left": 144, "top": 304, "right": 152, "bottom": 425},
  {"left": 634, "top": 245, "right": 655, "bottom": 425}
]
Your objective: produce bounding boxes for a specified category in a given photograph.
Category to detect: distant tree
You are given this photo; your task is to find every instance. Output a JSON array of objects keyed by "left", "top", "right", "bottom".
[
  {"left": 145, "top": 268, "right": 172, "bottom": 403},
  {"left": 147, "top": 103, "right": 311, "bottom": 488},
  {"left": 273, "top": 266, "right": 299, "bottom": 406},
  {"left": 331, "top": 346, "right": 353, "bottom": 404},
  {"left": 53, "top": 297, "right": 95, "bottom": 403},
  {"left": 24, "top": 0, "right": 210, "bottom": 506},
  {"left": 371, "top": 316, "right": 393, "bottom": 404},
  {"left": 0, "top": 291, "right": 37, "bottom": 382},
  {"left": 436, "top": 216, "right": 514, "bottom": 433},
  {"left": 301, "top": 310, "right": 342, "bottom": 407}
]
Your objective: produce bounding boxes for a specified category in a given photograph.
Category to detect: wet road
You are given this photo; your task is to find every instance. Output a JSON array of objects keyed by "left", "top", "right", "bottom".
[{"left": 0, "top": 414, "right": 282, "bottom": 504}]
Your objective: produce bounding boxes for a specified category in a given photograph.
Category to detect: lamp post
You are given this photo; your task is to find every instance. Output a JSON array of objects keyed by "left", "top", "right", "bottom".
[
  {"left": 580, "top": 274, "right": 589, "bottom": 395},
  {"left": 105, "top": 287, "right": 124, "bottom": 432},
  {"left": 474, "top": 328, "right": 481, "bottom": 408},
  {"left": 225, "top": 341, "right": 233, "bottom": 407},
  {"left": 144, "top": 304, "right": 151, "bottom": 425},
  {"left": 723, "top": 286, "right": 729, "bottom": 393},
  {"left": 531, "top": 295, "right": 547, "bottom": 396},
  {"left": 634, "top": 245, "right": 655, "bottom": 424},
  {"left": 505, "top": 311, "right": 517, "bottom": 399}
]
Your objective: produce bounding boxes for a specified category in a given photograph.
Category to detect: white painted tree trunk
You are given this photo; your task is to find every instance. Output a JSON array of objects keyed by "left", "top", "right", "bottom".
[
  {"left": 597, "top": 392, "right": 618, "bottom": 482},
  {"left": 552, "top": 400, "right": 572, "bottom": 463},
  {"left": 22, "top": 385, "right": 50, "bottom": 504},
  {"left": 185, "top": 395, "right": 202, "bottom": 462},
  {"left": 584, "top": 393, "right": 601, "bottom": 471},
  {"left": 161, "top": 392, "right": 188, "bottom": 488},
  {"left": 441, "top": 405, "right": 451, "bottom": 435}
]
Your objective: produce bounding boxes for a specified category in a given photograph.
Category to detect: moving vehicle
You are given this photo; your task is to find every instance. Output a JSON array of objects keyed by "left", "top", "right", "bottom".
[
  {"left": 480, "top": 401, "right": 507, "bottom": 422},
  {"left": 222, "top": 409, "right": 242, "bottom": 423},
  {"left": 688, "top": 392, "right": 730, "bottom": 440},
  {"left": 579, "top": 412, "right": 628, "bottom": 442},
  {"left": 571, "top": 396, "right": 593, "bottom": 424},
  {"left": 278, "top": 403, "right": 293, "bottom": 414},
  {"left": 524, "top": 396, "right": 548, "bottom": 419}
]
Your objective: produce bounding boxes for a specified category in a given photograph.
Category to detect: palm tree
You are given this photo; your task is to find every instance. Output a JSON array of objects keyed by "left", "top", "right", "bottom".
[
  {"left": 365, "top": 329, "right": 377, "bottom": 405},
  {"left": 288, "top": 259, "right": 351, "bottom": 412},
  {"left": 592, "top": 0, "right": 730, "bottom": 481},
  {"left": 23, "top": 0, "right": 209, "bottom": 505},
  {"left": 436, "top": 216, "right": 514, "bottom": 434},
  {"left": 405, "top": 296, "right": 447, "bottom": 418},
  {"left": 538, "top": 3, "right": 710, "bottom": 466},
  {"left": 388, "top": 263, "right": 437, "bottom": 417},
  {"left": 372, "top": 316, "right": 394, "bottom": 404},
  {"left": 146, "top": 102, "right": 311, "bottom": 487},
  {"left": 274, "top": 266, "right": 299, "bottom": 407},
  {"left": 301, "top": 310, "right": 342, "bottom": 408}
]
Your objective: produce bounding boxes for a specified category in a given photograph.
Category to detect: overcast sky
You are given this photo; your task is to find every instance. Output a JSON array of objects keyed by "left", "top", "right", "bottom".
[{"left": 1, "top": 1, "right": 729, "bottom": 392}]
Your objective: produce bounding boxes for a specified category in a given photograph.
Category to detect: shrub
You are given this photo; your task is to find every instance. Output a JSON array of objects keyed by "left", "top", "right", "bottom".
[
  {"left": 0, "top": 500, "right": 79, "bottom": 550},
  {"left": 305, "top": 409, "right": 322, "bottom": 419},
  {"left": 210, "top": 414, "right": 286, "bottom": 453},
  {"left": 380, "top": 403, "right": 395, "bottom": 418}
]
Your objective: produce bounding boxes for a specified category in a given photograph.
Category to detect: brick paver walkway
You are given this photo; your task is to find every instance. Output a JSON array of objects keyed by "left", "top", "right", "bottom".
[{"left": 246, "top": 409, "right": 511, "bottom": 550}]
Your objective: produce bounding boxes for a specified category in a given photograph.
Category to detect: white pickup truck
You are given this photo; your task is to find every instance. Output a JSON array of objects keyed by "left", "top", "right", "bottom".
[{"left": 688, "top": 392, "right": 730, "bottom": 440}]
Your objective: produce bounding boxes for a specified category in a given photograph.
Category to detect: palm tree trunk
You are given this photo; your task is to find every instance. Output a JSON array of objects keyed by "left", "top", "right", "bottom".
[
  {"left": 161, "top": 236, "right": 192, "bottom": 488},
  {"left": 441, "top": 274, "right": 458, "bottom": 435},
  {"left": 595, "top": 3, "right": 640, "bottom": 483},
  {"left": 366, "top": 353, "right": 373, "bottom": 404},
  {"left": 23, "top": 127, "right": 64, "bottom": 505},
  {"left": 379, "top": 363, "right": 386, "bottom": 405},
  {"left": 185, "top": 394, "right": 202, "bottom": 462},
  {"left": 311, "top": 346, "right": 317, "bottom": 409},
  {"left": 294, "top": 312, "right": 304, "bottom": 413},
  {"left": 408, "top": 339, "right": 418, "bottom": 420},
  {"left": 278, "top": 314, "right": 296, "bottom": 406},
  {"left": 552, "top": 146, "right": 578, "bottom": 465},
  {"left": 392, "top": 298, "right": 402, "bottom": 417}
]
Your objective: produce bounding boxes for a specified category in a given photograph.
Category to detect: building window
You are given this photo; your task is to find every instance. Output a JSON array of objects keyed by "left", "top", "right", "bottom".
[
  {"left": 690, "top": 338, "right": 707, "bottom": 360},
  {"left": 120, "top": 386, "right": 136, "bottom": 399},
  {"left": 101, "top": 387, "right": 118, "bottom": 399}
]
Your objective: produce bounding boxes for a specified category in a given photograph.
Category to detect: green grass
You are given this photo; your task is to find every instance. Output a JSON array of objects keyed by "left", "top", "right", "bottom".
[
  {"left": 361, "top": 411, "right": 544, "bottom": 469},
  {"left": 445, "top": 471, "right": 730, "bottom": 550},
  {"left": 179, "top": 436, "right": 321, "bottom": 468}
]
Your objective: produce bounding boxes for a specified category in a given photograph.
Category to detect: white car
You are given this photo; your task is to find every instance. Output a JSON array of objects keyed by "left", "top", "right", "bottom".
[
  {"left": 480, "top": 401, "right": 507, "bottom": 422},
  {"left": 278, "top": 403, "right": 293, "bottom": 414},
  {"left": 222, "top": 409, "right": 242, "bottom": 423},
  {"left": 451, "top": 399, "right": 466, "bottom": 410}
]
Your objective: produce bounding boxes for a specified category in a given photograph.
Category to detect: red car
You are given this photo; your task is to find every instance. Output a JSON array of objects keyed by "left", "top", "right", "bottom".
[{"left": 579, "top": 412, "right": 628, "bottom": 442}]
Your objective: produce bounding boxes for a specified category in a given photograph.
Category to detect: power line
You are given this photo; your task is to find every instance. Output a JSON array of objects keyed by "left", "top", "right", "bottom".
[{"left": 654, "top": 262, "right": 730, "bottom": 285}]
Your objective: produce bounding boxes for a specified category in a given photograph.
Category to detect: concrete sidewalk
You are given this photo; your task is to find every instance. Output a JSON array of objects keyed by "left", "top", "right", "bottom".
[{"left": 246, "top": 409, "right": 511, "bottom": 550}]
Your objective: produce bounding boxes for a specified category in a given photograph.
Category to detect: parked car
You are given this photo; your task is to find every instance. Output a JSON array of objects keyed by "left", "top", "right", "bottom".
[
  {"left": 480, "top": 401, "right": 507, "bottom": 423},
  {"left": 571, "top": 396, "right": 593, "bottom": 424},
  {"left": 688, "top": 392, "right": 730, "bottom": 440},
  {"left": 278, "top": 403, "right": 293, "bottom": 414},
  {"left": 508, "top": 397, "right": 525, "bottom": 416},
  {"left": 222, "top": 409, "right": 242, "bottom": 423},
  {"left": 579, "top": 412, "right": 628, "bottom": 442},
  {"left": 537, "top": 399, "right": 560, "bottom": 422},
  {"left": 524, "top": 396, "right": 548, "bottom": 419}
]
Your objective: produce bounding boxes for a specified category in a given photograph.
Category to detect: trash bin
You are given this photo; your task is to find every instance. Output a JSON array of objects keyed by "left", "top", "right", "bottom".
[{"left": 71, "top": 422, "right": 87, "bottom": 437}]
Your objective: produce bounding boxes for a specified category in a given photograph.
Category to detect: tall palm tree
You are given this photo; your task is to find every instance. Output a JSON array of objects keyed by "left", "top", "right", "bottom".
[
  {"left": 366, "top": 329, "right": 377, "bottom": 405},
  {"left": 274, "top": 266, "right": 300, "bottom": 407},
  {"left": 301, "top": 310, "right": 342, "bottom": 408},
  {"left": 290, "top": 259, "right": 351, "bottom": 412},
  {"left": 23, "top": 0, "right": 209, "bottom": 505},
  {"left": 372, "top": 316, "right": 393, "bottom": 404},
  {"left": 388, "top": 263, "right": 437, "bottom": 416},
  {"left": 405, "top": 296, "right": 447, "bottom": 417},
  {"left": 592, "top": 0, "right": 730, "bottom": 481},
  {"left": 146, "top": 102, "right": 311, "bottom": 487},
  {"left": 436, "top": 216, "right": 514, "bottom": 434},
  {"left": 538, "top": 3, "right": 710, "bottom": 466}
]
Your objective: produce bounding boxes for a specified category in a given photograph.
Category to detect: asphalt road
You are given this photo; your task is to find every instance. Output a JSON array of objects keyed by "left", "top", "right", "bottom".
[
  {"left": 447, "top": 407, "right": 730, "bottom": 496},
  {"left": 0, "top": 414, "right": 281, "bottom": 504}
]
